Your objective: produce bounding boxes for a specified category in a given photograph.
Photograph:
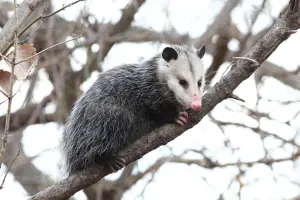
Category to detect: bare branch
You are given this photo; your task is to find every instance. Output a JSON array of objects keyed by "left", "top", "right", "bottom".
[
  {"left": 94, "top": 0, "right": 146, "bottom": 72},
  {"left": 15, "top": 33, "right": 83, "bottom": 66},
  {"left": 0, "top": 141, "right": 21, "bottom": 190},
  {"left": 0, "top": 92, "right": 54, "bottom": 131},
  {"left": 0, "top": 52, "right": 12, "bottom": 63},
  {"left": 2, "top": 0, "right": 85, "bottom": 55},
  {"left": 228, "top": 93, "right": 245, "bottom": 102},
  {"left": 0, "top": 89, "right": 8, "bottom": 98},
  {"left": 21, "top": 0, "right": 85, "bottom": 36},
  {"left": 0, "top": 2, "right": 12, "bottom": 27},
  {"left": 255, "top": 61, "right": 300, "bottom": 90},
  {"left": 209, "top": 114, "right": 299, "bottom": 147},
  {"left": 0, "top": 0, "right": 18, "bottom": 170},
  {"left": 167, "top": 152, "right": 300, "bottom": 168},
  {"left": 0, "top": 0, "right": 49, "bottom": 52}
]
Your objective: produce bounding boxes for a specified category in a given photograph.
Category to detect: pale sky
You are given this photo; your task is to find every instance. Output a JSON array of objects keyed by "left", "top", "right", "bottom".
[{"left": 0, "top": 0, "right": 300, "bottom": 200}]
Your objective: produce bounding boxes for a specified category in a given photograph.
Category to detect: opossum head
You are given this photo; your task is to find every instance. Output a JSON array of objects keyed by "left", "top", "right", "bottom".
[{"left": 157, "top": 44, "right": 206, "bottom": 111}]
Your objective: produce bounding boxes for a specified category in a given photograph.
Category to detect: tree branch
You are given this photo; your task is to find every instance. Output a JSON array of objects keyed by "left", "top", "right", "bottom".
[
  {"left": 0, "top": 1, "right": 12, "bottom": 27},
  {"left": 28, "top": 1, "right": 300, "bottom": 200},
  {"left": 99, "top": 0, "right": 146, "bottom": 59},
  {"left": 255, "top": 61, "right": 300, "bottom": 90},
  {"left": 2, "top": 0, "right": 85, "bottom": 55},
  {"left": 0, "top": 0, "right": 19, "bottom": 170},
  {"left": 15, "top": 33, "right": 83, "bottom": 66},
  {"left": 0, "top": 0, "right": 49, "bottom": 52},
  {"left": 0, "top": 92, "right": 54, "bottom": 131},
  {"left": 166, "top": 152, "right": 300, "bottom": 168},
  {"left": 0, "top": 141, "right": 20, "bottom": 190}
]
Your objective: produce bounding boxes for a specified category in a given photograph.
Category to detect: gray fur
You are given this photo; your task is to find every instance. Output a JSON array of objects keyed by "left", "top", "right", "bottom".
[{"left": 61, "top": 44, "right": 205, "bottom": 174}]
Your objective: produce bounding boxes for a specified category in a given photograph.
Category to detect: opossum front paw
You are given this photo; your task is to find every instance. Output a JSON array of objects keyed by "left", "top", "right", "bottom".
[
  {"left": 107, "top": 156, "right": 126, "bottom": 173},
  {"left": 175, "top": 111, "right": 188, "bottom": 127}
]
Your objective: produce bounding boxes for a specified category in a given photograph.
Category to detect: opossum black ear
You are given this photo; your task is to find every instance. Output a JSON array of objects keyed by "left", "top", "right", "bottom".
[
  {"left": 162, "top": 47, "right": 178, "bottom": 62},
  {"left": 197, "top": 45, "right": 205, "bottom": 59}
]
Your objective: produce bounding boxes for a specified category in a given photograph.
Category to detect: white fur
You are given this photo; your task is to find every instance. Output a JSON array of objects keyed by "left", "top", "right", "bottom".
[{"left": 157, "top": 45, "right": 205, "bottom": 109}]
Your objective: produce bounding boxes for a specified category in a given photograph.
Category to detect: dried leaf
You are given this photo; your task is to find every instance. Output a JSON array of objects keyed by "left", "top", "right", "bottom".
[
  {"left": 0, "top": 70, "right": 16, "bottom": 94},
  {"left": 6, "top": 43, "right": 37, "bottom": 80}
]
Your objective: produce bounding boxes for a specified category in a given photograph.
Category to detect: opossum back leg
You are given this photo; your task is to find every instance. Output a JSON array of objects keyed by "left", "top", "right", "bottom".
[
  {"left": 106, "top": 156, "right": 126, "bottom": 172},
  {"left": 95, "top": 154, "right": 126, "bottom": 172}
]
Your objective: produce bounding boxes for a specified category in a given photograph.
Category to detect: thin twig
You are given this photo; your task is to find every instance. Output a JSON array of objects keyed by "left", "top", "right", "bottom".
[
  {"left": 2, "top": 0, "right": 86, "bottom": 55},
  {"left": 228, "top": 93, "right": 245, "bottom": 102},
  {"left": 0, "top": 53, "right": 12, "bottom": 64},
  {"left": 18, "top": 0, "right": 85, "bottom": 38},
  {"left": 0, "top": 141, "right": 21, "bottom": 190},
  {"left": 0, "top": 87, "right": 22, "bottom": 106},
  {"left": 18, "top": 21, "right": 43, "bottom": 45},
  {"left": 0, "top": 89, "right": 8, "bottom": 98},
  {"left": 15, "top": 33, "right": 83, "bottom": 66},
  {"left": 234, "top": 0, "right": 267, "bottom": 57},
  {"left": 233, "top": 56, "right": 260, "bottom": 66},
  {"left": 286, "top": 29, "right": 297, "bottom": 33},
  {"left": 167, "top": 151, "right": 300, "bottom": 168},
  {"left": 0, "top": 0, "right": 18, "bottom": 169},
  {"left": 220, "top": 61, "right": 235, "bottom": 79}
]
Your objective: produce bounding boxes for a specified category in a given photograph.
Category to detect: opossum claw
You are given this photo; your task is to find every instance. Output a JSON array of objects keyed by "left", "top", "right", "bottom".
[
  {"left": 107, "top": 157, "right": 126, "bottom": 172},
  {"left": 175, "top": 111, "right": 188, "bottom": 127}
]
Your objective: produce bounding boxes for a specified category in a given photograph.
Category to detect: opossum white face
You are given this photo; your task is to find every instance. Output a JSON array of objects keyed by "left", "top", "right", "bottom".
[{"left": 157, "top": 45, "right": 206, "bottom": 111}]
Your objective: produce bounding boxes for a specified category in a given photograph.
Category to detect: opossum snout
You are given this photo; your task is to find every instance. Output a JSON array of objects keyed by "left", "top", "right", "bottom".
[
  {"left": 191, "top": 93, "right": 201, "bottom": 111},
  {"left": 191, "top": 102, "right": 201, "bottom": 110}
]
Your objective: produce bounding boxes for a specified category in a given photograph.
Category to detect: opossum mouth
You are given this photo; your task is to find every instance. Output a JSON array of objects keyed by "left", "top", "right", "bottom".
[
  {"left": 177, "top": 101, "right": 191, "bottom": 110},
  {"left": 178, "top": 105, "right": 188, "bottom": 111},
  {"left": 178, "top": 100, "right": 201, "bottom": 111},
  {"left": 175, "top": 97, "right": 193, "bottom": 110}
]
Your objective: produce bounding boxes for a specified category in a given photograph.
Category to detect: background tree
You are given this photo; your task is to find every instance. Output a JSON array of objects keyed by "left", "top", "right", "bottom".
[{"left": 0, "top": 0, "right": 300, "bottom": 200}]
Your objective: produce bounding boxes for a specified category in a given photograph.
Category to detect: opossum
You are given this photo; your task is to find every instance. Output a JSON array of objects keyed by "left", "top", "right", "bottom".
[{"left": 61, "top": 44, "right": 206, "bottom": 175}]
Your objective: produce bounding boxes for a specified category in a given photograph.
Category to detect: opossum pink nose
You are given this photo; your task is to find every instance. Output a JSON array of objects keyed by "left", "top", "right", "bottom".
[{"left": 191, "top": 102, "right": 201, "bottom": 111}]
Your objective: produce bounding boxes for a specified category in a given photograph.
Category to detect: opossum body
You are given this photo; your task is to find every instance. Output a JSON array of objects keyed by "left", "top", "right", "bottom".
[{"left": 61, "top": 44, "right": 206, "bottom": 174}]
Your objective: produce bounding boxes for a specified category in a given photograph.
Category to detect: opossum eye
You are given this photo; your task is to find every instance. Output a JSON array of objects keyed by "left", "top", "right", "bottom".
[
  {"left": 197, "top": 80, "right": 202, "bottom": 87},
  {"left": 179, "top": 79, "right": 188, "bottom": 87}
]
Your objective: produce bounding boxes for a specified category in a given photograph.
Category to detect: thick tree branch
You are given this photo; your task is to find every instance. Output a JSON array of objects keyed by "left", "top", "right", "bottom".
[
  {"left": 100, "top": 0, "right": 145, "bottom": 56},
  {"left": 2, "top": 0, "right": 84, "bottom": 55},
  {"left": 106, "top": 0, "right": 243, "bottom": 50},
  {"left": 0, "top": 92, "right": 54, "bottom": 131},
  {"left": 255, "top": 62, "right": 300, "bottom": 90},
  {"left": 27, "top": 1, "right": 300, "bottom": 200},
  {"left": 0, "top": 0, "right": 49, "bottom": 52},
  {"left": 0, "top": 1, "right": 12, "bottom": 27},
  {"left": 2, "top": 129, "right": 54, "bottom": 195},
  {"left": 193, "top": 0, "right": 242, "bottom": 48},
  {"left": 94, "top": 0, "right": 146, "bottom": 73}
]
